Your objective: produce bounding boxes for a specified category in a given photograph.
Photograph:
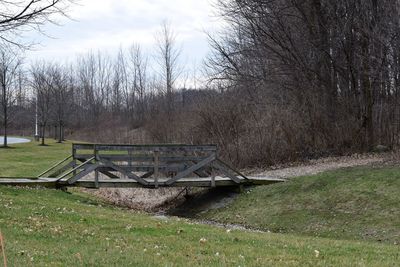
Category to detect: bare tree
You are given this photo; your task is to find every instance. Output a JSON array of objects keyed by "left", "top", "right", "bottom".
[
  {"left": 155, "top": 21, "right": 181, "bottom": 116},
  {"left": 0, "top": 0, "right": 72, "bottom": 48},
  {"left": 0, "top": 49, "right": 22, "bottom": 148},
  {"left": 128, "top": 43, "right": 148, "bottom": 125},
  {"left": 77, "top": 51, "right": 112, "bottom": 126},
  {"left": 31, "top": 63, "right": 52, "bottom": 146},
  {"left": 48, "top": 64, "right": 72, "bottom": 143}
]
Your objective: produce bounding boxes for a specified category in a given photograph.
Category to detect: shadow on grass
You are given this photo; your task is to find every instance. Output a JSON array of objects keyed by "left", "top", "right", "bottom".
[{"left": 0, "top": 146, "right": 16, "bottom": 149}]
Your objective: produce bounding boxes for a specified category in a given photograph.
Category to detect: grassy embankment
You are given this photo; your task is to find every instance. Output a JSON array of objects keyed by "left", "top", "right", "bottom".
[
  {"left": 0, "top": 140, "right": 399, "bottom": 266},
  {"left": 1, "top": 185, "right": 400, "bottom": 266},
  {"left": 202, "top": 166, "right": 400, "bottom": 245}
]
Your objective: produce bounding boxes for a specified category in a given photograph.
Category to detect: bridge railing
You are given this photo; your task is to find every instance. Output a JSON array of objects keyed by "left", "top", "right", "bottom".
[{"left": 56, "top": 143, "right": 247, "bottom": 187}]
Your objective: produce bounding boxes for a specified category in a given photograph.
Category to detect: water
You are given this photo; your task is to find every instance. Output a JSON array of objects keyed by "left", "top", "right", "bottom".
[{"left": 0, "top": 136, "right": 31, "bottom": 145}]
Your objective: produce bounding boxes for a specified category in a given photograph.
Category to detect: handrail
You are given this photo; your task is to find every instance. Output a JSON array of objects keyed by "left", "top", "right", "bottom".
[
  {"left": 37, "top": 155, "right": 73, "bottom": 178},
  {"left": 73, "top": 143, "right": 217, "bottom": 152},
  {"left": 56, "top": 156, "right": 95, "bottom": 181},
  {"left": 216, "top": 158, "right": 248, "bottom": 180}
]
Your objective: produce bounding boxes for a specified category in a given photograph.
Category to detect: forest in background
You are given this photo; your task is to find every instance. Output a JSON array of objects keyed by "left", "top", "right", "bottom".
[{"left": 2, "top": 0, "right": 400, "bottom": 167}]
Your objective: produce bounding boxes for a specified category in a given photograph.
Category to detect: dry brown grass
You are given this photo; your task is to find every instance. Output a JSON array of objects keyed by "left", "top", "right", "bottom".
[{"left": 86, "top": 187, "right": 188, "bottom": 212}]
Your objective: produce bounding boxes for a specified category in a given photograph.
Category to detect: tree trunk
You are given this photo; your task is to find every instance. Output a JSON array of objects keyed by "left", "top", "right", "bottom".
[
  {"left": 41, "top": 123, "right": 46, "bottom": 146},
  {"left": 3, "top": 120, "right": 7, "bottom": 148},
  {"left": 58, "top": 121, "right": 62, "bottom": 143},
  {"left": 362, "top": 38, "right": 374, "bottom": 151},
  {"left": 1, "top": 81, "right": 7, "bottom": 148},
  {"left": 54, "top": 124, "right": 57, "bottom": 140}
]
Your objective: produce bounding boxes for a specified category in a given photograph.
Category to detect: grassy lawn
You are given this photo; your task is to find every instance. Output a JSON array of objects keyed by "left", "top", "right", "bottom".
[
  {"left": 0, "top": 139, "right": 71, "bottom": 177},
  {"left": 0, "top": 141, "right": 400, "bottom": 266},
  {"left": 0, "top": 186, "right": 399, "bottom": 266},
  {"left": 202, "top": 167, "right": 400, "bottom": 245}
]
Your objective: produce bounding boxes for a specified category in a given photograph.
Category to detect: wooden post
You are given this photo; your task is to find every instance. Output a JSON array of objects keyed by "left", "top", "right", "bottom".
[
  {"left": 94, "top": 145, "right": 99, "bottom": 161},
  {"left": 94, "top": 145, "right": 99, "bottom": 187},
  {"left": 211, "top": 174, "right": 216, "bottom": 188},
  {"left": 154, "top": 149, "right": 159, "bottom": 188},
  {"left": 95, "top": 170, "right": 99, "bottom": 189},
  {"left": 72, "top": 146, "right": 77, "bottom": 176},
  {"left": 128, "top": 150, "right": 133, "bottom": 168},
  {"left": 211, "top": 168, "right": 216, "bottom": 188},
  {"left": 0, "top": 231, "right": 7, "bottom": 267}
]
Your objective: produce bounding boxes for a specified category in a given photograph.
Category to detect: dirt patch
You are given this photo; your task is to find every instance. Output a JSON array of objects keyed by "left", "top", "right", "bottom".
[
  {"left": 84, "top": 187, "right": 211, "bottom": 213},
  {"left": 84, "top": 187, "right": 187, "bottom": 212}
]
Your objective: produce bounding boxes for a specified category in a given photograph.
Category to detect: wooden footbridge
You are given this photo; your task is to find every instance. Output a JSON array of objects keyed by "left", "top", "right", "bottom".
[{"left": 0, "top": 144, "right": 283, "bottom": 189}]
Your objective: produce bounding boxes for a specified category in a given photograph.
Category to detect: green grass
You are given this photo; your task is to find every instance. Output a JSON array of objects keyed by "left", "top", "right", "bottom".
[
  {"left": 1, "top": 186, "right": 399, "bottom": 266},
  {"left": 0, "top": 141, "right": 400, "bottom": 265},
  {"left": 202, "top": 167, "right": 400, "bottom": 245},
  {"left": 0, "top": 139, "right": 71, "bottom": 177}
]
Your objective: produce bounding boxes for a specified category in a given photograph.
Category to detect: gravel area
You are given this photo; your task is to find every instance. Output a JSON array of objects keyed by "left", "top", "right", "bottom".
[{"left": 250, "top": 152, "right": 396, "bottom": 180}]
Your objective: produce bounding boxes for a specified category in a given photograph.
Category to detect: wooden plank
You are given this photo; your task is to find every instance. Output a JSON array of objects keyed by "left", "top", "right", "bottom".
[
  {"left": 95, "top": 165, "right": 187, "bottom": 173},
  {"left": 165, "top": 154, "right": 216, "bottom": 185},
  {"left": 69, "top": 178, "right": 229, "bottom": 188},
  {"left": 72, "top": 144, "right": 95, "bottom": 150},
  {"left": 216, "top": 159, "right": 248, "bottom": 179},
  {"left": 154, "top": 150, "right": 159, "bottom": 188},
  {"left": 76, "top": 154, "right": 209, "bottom": 162},
  {"left": 247, "top": 176, "right": 286, "bottom": 184},
  {"left": 0, "top": 178, "right": 58, "bottom": 188},
  {"left": 102, "top": 159, "right": 150, "bottom": 186},
  {"left": 47, "top": 161, "right": 75, "bottom": 178},
  {"left": 0, "top": 176, "right": 285, "bottom": 188},
  {"left": 66, "top": 176, "right": 276, "bottom": 188},
  {"left": 94, "top": 144, "right": 217, "bottom": 152},
  {"left": 189, "top": 160, "right": 211, "bottom": 177},
  {"left": 36, "top": 155, "right": 72, "bottom": 177},
  {"left": 57, "top": 157, "right": 95, "bottom": 180},
  {"left": 99, "top": 170, "right": 119, "bottom": 179},
  {"left": 66, "top": 163, "right": 99, "bottom": 184},
  {"left": 212, "top": 161, "right": 242, "bottom": 183},
  {"left": 78, "top": 143, "right": 216, "bottom": 148},
  {"left": 140, "top": 171, "right": 154, "bottom": 178}
]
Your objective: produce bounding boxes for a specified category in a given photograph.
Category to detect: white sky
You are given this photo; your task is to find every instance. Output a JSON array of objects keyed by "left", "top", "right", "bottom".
[{"left": 25, "top": 0, "right": 222, "bottom": 70}]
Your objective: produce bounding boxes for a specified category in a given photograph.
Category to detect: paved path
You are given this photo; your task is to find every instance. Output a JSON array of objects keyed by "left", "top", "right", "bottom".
[
  {"left": 251, "top": 153, "right": 391, "bottom": 180},
  {"left": 0, "top": 136, "right": 31, "bottom": 145}
]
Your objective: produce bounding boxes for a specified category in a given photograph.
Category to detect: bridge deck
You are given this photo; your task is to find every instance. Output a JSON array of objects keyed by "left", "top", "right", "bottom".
[{"left": 0, "top": 176, "right": 284, "bottom": 188}]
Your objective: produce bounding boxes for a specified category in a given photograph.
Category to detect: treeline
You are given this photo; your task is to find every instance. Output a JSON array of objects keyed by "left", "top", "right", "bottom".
[
  {"left": 2, "top": 0, "right": 400, "bottom": 167},
  {"left": 203, "top": 0, "right": 400, "bottom": 165},
  {"left": 1, "top": 23, "right": 203, "bottom": 145}
]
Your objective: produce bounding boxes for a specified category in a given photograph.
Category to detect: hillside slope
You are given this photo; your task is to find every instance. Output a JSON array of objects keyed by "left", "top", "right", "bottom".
[{"left": 203, "top": 166, "right": 400, "bottom": 244}]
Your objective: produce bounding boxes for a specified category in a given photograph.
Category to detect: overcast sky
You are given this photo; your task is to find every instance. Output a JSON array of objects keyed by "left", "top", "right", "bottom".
[{"left": 25, "top": 0, "right": 222, "bottom": 72}]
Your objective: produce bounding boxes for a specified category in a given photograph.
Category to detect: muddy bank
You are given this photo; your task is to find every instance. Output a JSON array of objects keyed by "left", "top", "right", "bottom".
[
  {"left": 167, "top": 187, "right": 241, "bottom": 217},
  {"left": 84, "top": 187, "right": 191, "bottom": 212},
  {"left": 83, "top": 186, "right": 242, "bottom": 217}
]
